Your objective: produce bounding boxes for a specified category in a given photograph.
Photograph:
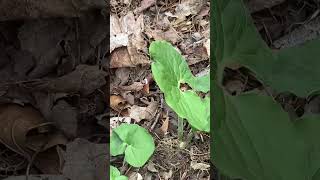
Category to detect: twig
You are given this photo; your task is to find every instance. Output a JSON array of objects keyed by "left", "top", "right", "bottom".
[{"left": 150, "top": 110, "right": 161, "bottom": 131}]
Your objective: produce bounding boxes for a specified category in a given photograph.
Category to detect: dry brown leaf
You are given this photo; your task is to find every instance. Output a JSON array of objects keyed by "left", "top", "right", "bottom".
[
  {"left": 110, "top": 47, "right": 133, "bottom": 68},
  {"left": 120, "top": 12, "right": 145, "bottom": 50},
  {"left": 119, "top": 82, "right": 144, "bottom": 92},
  {"left": 110, "top": 95, "right": 126, "bottom": 112},
  {"left": 127, "top": 42, "right": 149, "bottom": 66},
  {"left": 128, "top": 172, "right": 143, "bottom": 180},
  {"left": 115, "top": 68, "right": 131, "bottom": 86},
  {"left": 146, "top": 28, "right": 180, "bottom": 44},
  {"left": 146, "top": 162, "right": 158, "bottom": 173},
  {"left": 204, "top": 39, "right": 210, "bottom": 57},
  {"left": 175, "top": 0, "right": 206, "bottom": 20},
  {"left": 110, "top": 15, "right": 128, "bottom": 52},
  {"left": 121, "top": 92, "right": 135, "bottom": 105},
  {"left": 29, "top": 65, "right": 107, "bottom": 95},
  {"left": 160, "top": 116, "right": 169, "bottom": 134},
  {"left": 142, "top": 83, "right": 149, "bottom": 94},
  {"left": 164, "top": 28, "right": 180, "bottom": 44},
  {"left": 129, "top": 101, "right": 157, "bottom": 122},
  {"left": 110, "top": 12, "right": 149, "bottom": 68},
  {"left": 186, "top": 46, "right": 208, "bottom": 65},
  {"left": 198, "top": 5, "right": 210, "bottom": 17},
  {"left": 130, "top": 14, "right": 146, "bottom": 50},
  {"left": 0, "top": 104, "right": 48, "bottom": 156},
  {"left": 0, "top": 104, "right": 67, "bottom": 175},
  {"left": 134, "top": 0, "right": 156, "bottom": 13}
]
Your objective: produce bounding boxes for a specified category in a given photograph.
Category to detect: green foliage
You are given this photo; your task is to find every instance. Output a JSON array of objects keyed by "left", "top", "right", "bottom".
[
  {"left": 214, "top": 0, "right": 320, "bottom": 97},
  {"left": 150, "top": 40, "right": 210, "bottom": 132},
  {"left": 110, "top": 166, "right": 128, "bottom": 180},
  {"left": 110, "top": 124, "right": 155, "bottom": 167},
  {"left": 212, "top": 0, "right": 320, "bottom": 179}
]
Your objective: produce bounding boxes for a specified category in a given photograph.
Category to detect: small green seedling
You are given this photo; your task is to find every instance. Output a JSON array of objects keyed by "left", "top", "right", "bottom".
[
  {"left": 149, "top": 40, "right": 210, "bottom": 132},
  {"left": 110, "top": 123, "right": 155, "bottom": 167},
  {"left": 110, "top": 166, "right": 128, "bottom": 180}
]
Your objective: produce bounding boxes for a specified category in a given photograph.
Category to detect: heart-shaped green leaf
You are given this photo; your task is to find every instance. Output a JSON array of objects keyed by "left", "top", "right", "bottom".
[
  {"left": 212, "top": 86, "right": 311, "bottom": 180},
  {"left": 150, "top": 40, "right": 210, "bottom": 132},
  {"left": 214, "top": 0, "right": 320, "bottom": 97},
  {"left": 213, "top": 0, "right": 320, "bottom": 179},
  {"left": 110, "top": 124, "right": 155, "bottom": 167},
  {"left": 110, "top": 166, "right": 128, "bottom": 180}
]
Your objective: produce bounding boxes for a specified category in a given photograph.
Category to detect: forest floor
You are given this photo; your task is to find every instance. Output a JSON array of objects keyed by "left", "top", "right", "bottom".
[{"left": 110, "top": 0, "right": 211, "bottom": 179}]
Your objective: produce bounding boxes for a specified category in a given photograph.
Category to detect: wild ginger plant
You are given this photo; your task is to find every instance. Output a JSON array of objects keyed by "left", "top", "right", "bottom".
[{"left": 212, "top": 0, "right": 320, "bottom": 179}]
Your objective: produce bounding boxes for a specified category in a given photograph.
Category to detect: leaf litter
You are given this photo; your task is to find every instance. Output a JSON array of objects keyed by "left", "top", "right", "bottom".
[
  {"left": 110, "top": 0, "right": 210, "bottom": 179},
  {"left": 0, "top": 1, "right": 108, "bottom": 180}
]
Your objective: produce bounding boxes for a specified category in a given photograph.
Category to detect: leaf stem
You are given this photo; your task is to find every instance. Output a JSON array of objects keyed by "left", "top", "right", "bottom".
[{"left": 178, "top": 116, "right": 184, "bottom": 141}]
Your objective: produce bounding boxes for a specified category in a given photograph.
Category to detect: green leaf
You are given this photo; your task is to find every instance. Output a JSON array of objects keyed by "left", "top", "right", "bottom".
[
  {"left": 110, "top": 124, "right": 155, "bottom": 167},
  {"left": 213, "top": 1, "right": 320, "bottom": 179},
  {"left": 295, "top": 116, "right": 320, "bottom": 177},
  {"left": 212, "top": 89, "right": 311, "bottom": 180},
  {"left": 110, "top": 166, "right": 128, "bottom": 180},
  {"left": 110, "top": 131, "right": 126, "bottom": 156},
  {"left": 214, "top": 0, "right": 320, "bottom": 97},
  {"left": 150, "top": 40, "right": 210, "bottom": 132}
]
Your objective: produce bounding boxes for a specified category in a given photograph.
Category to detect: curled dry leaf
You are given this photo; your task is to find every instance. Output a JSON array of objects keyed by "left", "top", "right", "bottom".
[
  {"left": 0, "top": 104, "right": 48, "bottom": 156},
  {"left": 110, "top": 95, "right": 126, "bottom": 112},
  {"left": 129, "top": 101, "right": 158, "bottom": 122},
  {"left": 160, "top": 116, "right": 169, "bottom": 134},
  {"left": 0, "top": 104, "right": 67, "bottom": 174},
  {"left": 119, "top": 82, "right": 145, "bottom": 92},
  {"left": 110, "top": 47, "right": 133, "bottom": 68},
  {"left": 110, "top": 12, "right": 149, "bottom": 68}
]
